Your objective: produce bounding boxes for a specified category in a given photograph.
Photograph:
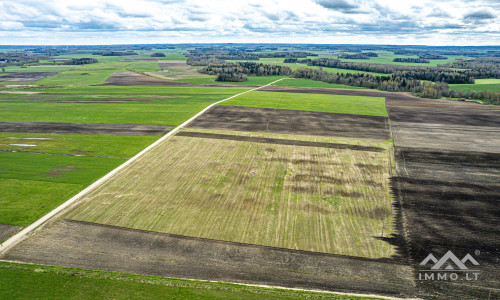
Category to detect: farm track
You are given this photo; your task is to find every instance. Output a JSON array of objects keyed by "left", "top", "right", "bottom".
[{"left": 0, "top": 121, "right": 174, "bottom": 136}]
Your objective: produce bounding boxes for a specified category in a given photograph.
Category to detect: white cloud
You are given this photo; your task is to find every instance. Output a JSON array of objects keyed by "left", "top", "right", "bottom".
[{"left": 0, "top": 0, "right": 498, "bottom": 45}]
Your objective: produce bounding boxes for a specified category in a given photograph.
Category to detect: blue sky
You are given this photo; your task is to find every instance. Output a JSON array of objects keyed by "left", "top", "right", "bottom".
[{"left": 0, "top": 0, "right": 498, "bottom": 45}]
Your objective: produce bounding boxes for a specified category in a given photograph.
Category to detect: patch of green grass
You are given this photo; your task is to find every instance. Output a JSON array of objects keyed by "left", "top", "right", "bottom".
[
  {"left": 4, "top": 85, "right": 250, "bottom": 95},
  {"left": 0, "top": 133, "right": 158, "bottom": 158},
  {"left": 1, "top": 66, "right": 77, "bottom": 72},
  {"left": 449, "top": 78, "right": 500, "bottom": 92},
  {"left": 177, "top": 75, "right": 286, "bottom": 86},
  {"left": 0, "top": 94, "right": 235, "bottom": 125},
  {"left": 0, "top": 152, "right": 125, "bottom": 185},
  {"left": 221, "top": 91, "right": 388, "bottom": 117},
  {"left": 274, "top": 78, "right": 367, "bottom": 89},
  {"left": 0, "top": 178, "right": 84, "bottom": 226},
  {"left": 0, "top": 262, "right": 376, "bottom": 299}
]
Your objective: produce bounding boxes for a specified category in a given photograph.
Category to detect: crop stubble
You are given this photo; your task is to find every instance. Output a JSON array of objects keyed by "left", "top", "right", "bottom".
[{"left": 65, "top": 129, "right": 395, "bottom": 258}]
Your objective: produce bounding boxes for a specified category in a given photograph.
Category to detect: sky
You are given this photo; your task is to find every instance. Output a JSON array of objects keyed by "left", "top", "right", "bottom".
[{"left": 0, "top": 0, "right": 498, "bottom": 45}]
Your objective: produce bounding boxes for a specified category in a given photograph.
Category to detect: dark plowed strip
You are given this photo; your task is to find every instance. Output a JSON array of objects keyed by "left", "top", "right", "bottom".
[
  {"left": 0, "top": 150, "right": 129, "bottom": 159},
  {"left": 0, "top": 224, "right": 22, "bottom": 242},
  {"left": 2, "top": 219, "right": 415, "bottom": 297},
  {"left": 188, "top": 105, "right": 390, "bottom": 140},
  {"left": 176, "top": 131, "right": 385, "bottom": 152},
  {"left": 0, "top": 121, "right": 174, "bottom": 136},
  {"left": 396, "top": 147, "right": 500, "bottom": 168}
]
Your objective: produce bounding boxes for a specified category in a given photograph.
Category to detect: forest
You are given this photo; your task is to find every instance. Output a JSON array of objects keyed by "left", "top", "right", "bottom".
[
  {"left": 198, "top": 62, "right": 292, "bottom": 77},
  {"left": 292, "top": 67, "right": 499, "bottom": 104}
]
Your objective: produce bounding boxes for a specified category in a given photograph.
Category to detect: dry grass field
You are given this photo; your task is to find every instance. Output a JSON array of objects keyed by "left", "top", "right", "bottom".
[{"left": 66, "top": 128, "right": 395, "bottom": 258}]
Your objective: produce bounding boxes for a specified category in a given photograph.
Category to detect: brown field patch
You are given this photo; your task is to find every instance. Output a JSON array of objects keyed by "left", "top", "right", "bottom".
[
  {"left": 1, "top": 219, "right": 416, "bottom": 297},
  {"left": 187, "top": 105, "right": 390, "bottom": 140},
  {"left": 0, "top": 72, "right": 58, "bottom": 82},
  {"left": 0, "top": 121, "right": 174, "bottom": 136}
]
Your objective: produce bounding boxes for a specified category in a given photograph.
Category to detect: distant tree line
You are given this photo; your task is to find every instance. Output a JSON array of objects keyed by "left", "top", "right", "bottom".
[
  {"left": 308, "top": 58, "right": 475, "bottom": 83},
  {"left": 64, "top": 58, "right": 98, "bottom": 65},
  {"left": 92, "top": 51, "right": 138, "bottom": 56},
  {"left": 198, "top": 62, "right": 292, "bottom": 81},
  {"left": 186, "top": 49, "right": 317, "bottom": 66},
  {"left": 393, "top": 58, "right": 430, "bottom": 63},
  {"left": 292, "top": 67, "right": 499, "bottom": 104},
  {"left": 338, "top": 52, "right": 378, "bottom": 59},
  {"left": 442, "top": 58, "right": 500, "bottom": 78},
  {"left": 418, "top": 54, "right": 448, "bottom": 60},
  {"left": 151, "top": 52, "right": 166, "bottom": 57},
  {"left": 216, "top": 72, "right": 248, "bottom": 82}
]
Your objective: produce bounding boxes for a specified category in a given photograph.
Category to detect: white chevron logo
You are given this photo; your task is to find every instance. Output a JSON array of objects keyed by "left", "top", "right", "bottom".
[{"left": 420, "top": 250, "right": 479, "bottom": 270}]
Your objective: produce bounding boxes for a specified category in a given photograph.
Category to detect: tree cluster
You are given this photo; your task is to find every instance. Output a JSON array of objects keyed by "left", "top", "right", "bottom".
[
  {"left": 338, "top": 54, "right": 371, "bottom": 59},
  {"left": 441, "top": 58, "right": 500, "bottom": 78},
  {"left": 93, "top": 51, "right": 138, "bottom": 56},
  {"left": 199, "top": 62, "right": 292, "bottom": 78},
  {"left": 64, "top": 58, "right": 98, "bottom": 65},
  {"left": 308, "top": 58, "right": 474, "bottom": 84},
  {"left": 215, "top": 73, "right": 248, "bottom": 82},
  {"left": 151, "top": 52, "right": 166, "bottom": 57},
  {"left": 419, "top": 54, "right": 448, "bottom": 60},
  {"left": 393, "top": 58, "right": 430, "bottom": 63},
  {"left": 291, "top": 67, "right": 499, "bottom": 104}
]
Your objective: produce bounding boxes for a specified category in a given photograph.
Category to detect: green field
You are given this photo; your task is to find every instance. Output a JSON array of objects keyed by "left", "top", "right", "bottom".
[
  {"left": 0, "top": 133, "right": 158, "bottom": 157},
  {"left": 273, "top": 78, "right": 368, "bottom": 89},
  {"left": 221, "top": 91, "right": 388, "bottom": 117},
  {"left": 67, "top": 128, "right": 395, "bottom": 258},
  {"left": 0, "top": 93, "right": 238, "bottom": 125},
  {"left": 449, "top": 78, "right": 500, "bottom": 92},
  {"left": 0, "top": 262, "right": 376, "bottom": 300}
]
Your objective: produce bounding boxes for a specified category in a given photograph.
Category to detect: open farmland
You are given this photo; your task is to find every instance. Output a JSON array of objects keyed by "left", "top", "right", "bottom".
[
  {"left": 221, "top": 91, "right": 388, "bottom": 117},
  {"left": 65, "top": 128, "right": 394, "bottom": 258},
  {"left": 0, "top": 72, "right": 58, "bottom": 82}
]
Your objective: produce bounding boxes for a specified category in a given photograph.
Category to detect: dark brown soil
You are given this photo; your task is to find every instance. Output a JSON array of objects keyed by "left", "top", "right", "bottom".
[
  {"left": 176, "top": 131, "right": 385, "bottom": 152},
  {"left": 0, "top": 72, "right": 58, "bottom": 82},
  {"left": 187, "top": 105, "right": 390, "bottom": 140},
  {"left": 0, "top": 224, "right": 22, "bottom": 243},
  {"left": 390, "top": 177, "right": 500, "bottom": 299},
  {"left": 96, "top": 72, "right": 257, "bottom": 87},
  {"left": 391, "top": 122, "right": 500, "bottom": 153},
  {"left": 1, "top": 219, "right": 415, "bottom": 297},
  {"left": 0, "top": 121, "right": 174, "bottom": 136}
]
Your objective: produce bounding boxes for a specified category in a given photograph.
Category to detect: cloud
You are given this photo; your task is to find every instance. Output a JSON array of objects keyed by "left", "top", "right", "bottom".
[
  {"left": 463, "top": 9, "right": 496, "bottom": 20},
  {"left": 0, "top": 0, "right": 498, "bottom": 45}
]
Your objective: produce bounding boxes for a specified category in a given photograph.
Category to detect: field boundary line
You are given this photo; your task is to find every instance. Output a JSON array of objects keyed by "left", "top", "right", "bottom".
[{"left": 0, "top": 78, "right": 288, "bottom": 254}]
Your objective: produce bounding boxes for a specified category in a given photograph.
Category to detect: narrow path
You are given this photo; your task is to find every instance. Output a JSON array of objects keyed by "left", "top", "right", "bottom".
[{"left": 0, "top": 78, "right": 288, "bottom": 254}]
